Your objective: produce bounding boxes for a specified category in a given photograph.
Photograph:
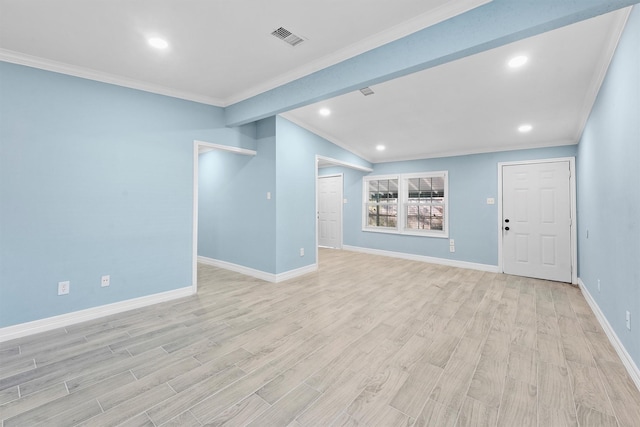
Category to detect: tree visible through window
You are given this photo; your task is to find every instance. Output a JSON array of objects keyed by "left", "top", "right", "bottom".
[
  {"left": 406, "top": 176, "right": 445, "bottom": 231},
  {"left": 367, "top": 178, "right": 398, "bottom": 228}
]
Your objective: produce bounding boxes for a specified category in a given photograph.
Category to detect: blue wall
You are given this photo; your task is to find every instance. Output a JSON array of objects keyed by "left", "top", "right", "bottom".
[
  {"left": 0, "top": 62, "right": 253, "bottom": 327},
  {"left": 577, "top": 7, "right": 640, "bottom": 366},
  {"left": 344, "top": 146, "right": 577, "bottom": 266},
  {"left": 198, "top": 118, "right": 277, "bottom": 273},
  {"left": 197, "top": 116, "right": 371, "bottom": 275},
  {"left": 274, "top": 117, "right": 372, "bottom": 273}
]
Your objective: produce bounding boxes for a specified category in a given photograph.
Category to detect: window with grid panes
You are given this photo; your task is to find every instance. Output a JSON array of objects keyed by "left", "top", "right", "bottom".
[
  {"left": 365, "top": 177, "right": 398, "bottom": 230},
  {"left": 405, "top": 174, "right": 446, "bottom": 233},
  {"left": 363, "top": 172, "right": 448, "bottom": 237}
]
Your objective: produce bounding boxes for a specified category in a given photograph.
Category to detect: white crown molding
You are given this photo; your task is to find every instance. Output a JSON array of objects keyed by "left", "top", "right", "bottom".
[
  {"left": 578, "top": 278, "right": 640, "bottom": 392},
  {"left": 198, "top": 256, "right": 316, "bottom": 283},
  {"left": 280, "top": 113, "right": 374, "bottom": 162},
  {"left": 0, "top": 49, "right": 225, "bottom": 107},
  {"left": 224, "top": 0, "right": 492, "bottom": 106},
  {"left": 0, "top": 287, "right": 194, "bottom": 343},
  {"left": 369, "top": 139, "right": 578, "bottom": 164},
  {"left": 572, "top": 7, "right": 632, "bottom": 142},
  {"left": 343, "top": 245, "right": 499, "bottom": 273},
  {"left": 282, "top": 113, "right": 578, "bottom": 165},
  {"left": 1, "top": 0, "right": 490, "bottom": 109}
]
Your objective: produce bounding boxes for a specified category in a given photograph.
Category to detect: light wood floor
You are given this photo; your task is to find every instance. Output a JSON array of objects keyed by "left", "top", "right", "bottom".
[{"left": 1, "top": 249, "right": 640, "bottom": 427}]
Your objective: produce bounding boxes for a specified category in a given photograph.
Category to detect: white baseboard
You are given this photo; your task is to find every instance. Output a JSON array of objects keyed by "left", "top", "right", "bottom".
[
  {"left": 578, "top": 278, "right": 640, "bottom": 392},
  {"left": 0, "top": 287, "right": 194, "bottom": 343},
  {"left": 197, "top": 256, "right": 317, "bottom": 283},
  {"left": 342, "top": 245, "right": 500, "bottom": 273}
]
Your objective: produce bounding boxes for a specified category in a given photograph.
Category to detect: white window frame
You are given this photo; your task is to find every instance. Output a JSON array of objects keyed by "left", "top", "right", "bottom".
[
  {"left": 362, "top": 174, "right": 400, "bottom": 232},
  {"left": 362, "top": 171, "right": 449, "bottom": 238}
]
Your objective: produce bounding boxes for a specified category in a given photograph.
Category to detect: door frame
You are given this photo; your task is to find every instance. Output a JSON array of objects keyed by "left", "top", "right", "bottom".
[
  {"left": 497, "top": 157, "right": 577, "bottom": 284},
  {"left": 317, "top": 173, "right": 344, "bottom": 250},
  {"left": 192, "top": 140, "right": 257, "bottom": 294},
  {"left": 315, "top": 155, "right": 373, "bottom": 266}
]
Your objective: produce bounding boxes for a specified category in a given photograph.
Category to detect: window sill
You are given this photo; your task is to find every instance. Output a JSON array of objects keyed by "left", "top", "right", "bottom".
[{"left": 362, "top": 227, "right": 448, "bottom": 239}]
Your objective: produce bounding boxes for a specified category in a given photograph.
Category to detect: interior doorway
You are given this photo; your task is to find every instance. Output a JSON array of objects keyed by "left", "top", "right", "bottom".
[
  {"left": 498, "top": 158, "right": 577, "bottom": 283},
  {"left": 192, "top": 140, "right": 257, "bottom": 294}
]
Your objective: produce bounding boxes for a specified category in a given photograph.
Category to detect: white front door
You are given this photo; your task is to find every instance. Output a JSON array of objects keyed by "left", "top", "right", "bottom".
[
  {"left": 318, "top": 175, "right": 343, "bottom": 249},
  {"left": 502, "top": 161, "right": 572, "bottom": 282}
]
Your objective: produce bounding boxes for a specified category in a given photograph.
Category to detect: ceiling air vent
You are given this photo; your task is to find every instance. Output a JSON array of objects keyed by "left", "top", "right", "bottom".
[
  {"left": 359, "top": 87, "right": 375, "bottom": 96},
  {"left": 271, "top": 27, "right": 305, "bottom": 47}
]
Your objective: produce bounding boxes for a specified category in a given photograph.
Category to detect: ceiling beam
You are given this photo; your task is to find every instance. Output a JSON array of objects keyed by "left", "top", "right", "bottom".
[{"left": 224, "top": 0, "right": 638, "bottom": 127}]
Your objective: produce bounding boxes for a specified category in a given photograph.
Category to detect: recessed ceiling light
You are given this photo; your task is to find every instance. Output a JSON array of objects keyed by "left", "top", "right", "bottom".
[
  {"left": 148, "top": 37, "right": 169, "bottom": 49},
  {"left": 518, "top": 124, "right": 533, "bottom": 133},
  {"left": 319, "top": 108, "right": 331, "bottom": 117},
  {"left": 376, "top": 145, "right": 386, "bottom": 151},
  {"left": 508, "top": 55, "right": 528, "bottom": 68}
]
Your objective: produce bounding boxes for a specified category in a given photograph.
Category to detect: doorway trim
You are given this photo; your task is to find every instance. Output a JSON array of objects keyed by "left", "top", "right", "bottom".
[
  {"left": 315, "top": 155, "right": 372, "bottom": 266},
  {"left": 497, "top": 156, "right": 577, "bottom": 284},
  {"left": 192, "top": 140, "right": 257, "bottom": 294}
]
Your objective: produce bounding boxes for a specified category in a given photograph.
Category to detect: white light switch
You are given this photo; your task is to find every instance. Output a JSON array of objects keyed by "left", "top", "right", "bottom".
[
  {"left": 267, "top": 192, "right": 271, "bottom": 200},
  {"left": 486, "top": 198, "right": 495, "bottom": 205}
]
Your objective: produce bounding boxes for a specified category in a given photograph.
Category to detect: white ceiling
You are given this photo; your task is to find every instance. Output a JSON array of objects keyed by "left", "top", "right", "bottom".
[
  {"left": 284, "top": 9, "right": 630, "bottom": 162},
  {"left": 0, "top": 0, "right": 487, "bottom": 106},
  {"left": 0, "top": 1, "right": 631, "bottom": 163}
]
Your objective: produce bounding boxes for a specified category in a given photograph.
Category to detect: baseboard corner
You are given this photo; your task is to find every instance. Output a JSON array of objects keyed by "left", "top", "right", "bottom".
[{"left": 578, "top": 277, "right": 640, "bottom": 392}]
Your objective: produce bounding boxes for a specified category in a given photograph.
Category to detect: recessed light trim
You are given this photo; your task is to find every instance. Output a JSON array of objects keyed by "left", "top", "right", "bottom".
[
  {"left": 148, "top": 37, "right": 169, "bottom": 50},
  {"left": 508, "top": 55, "right": 528, "bottom": 68},
  {"left": 376, "top": 145, "right": 386, "bottom": 151},
  {"left": 319, "top": 108, "right": 331, "bottom": 117},
  {"left": 518, "top": 124, "right": 533, "bottom": 133}
]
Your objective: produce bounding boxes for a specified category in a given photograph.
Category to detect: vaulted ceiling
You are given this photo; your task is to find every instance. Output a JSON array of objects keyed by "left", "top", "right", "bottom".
[{"left": 0, "top": 0, "right": 634, "bottom": 162}]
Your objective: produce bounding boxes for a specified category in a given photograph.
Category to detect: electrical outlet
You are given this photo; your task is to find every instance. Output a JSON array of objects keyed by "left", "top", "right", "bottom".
[
  {"left": 101, "top": 275, "right": 110, "bottom": 287},
  {"left": 449, "top": 239, "right": 455, "bottom": 245},
  {"left": 449, "top": 245, "right": 455, "bottom": 253},
  {"left": 58, "top": 281, "right": 70, "bottom": 295},
  {"left": 597, "top": 279, "right": 600, "bottom": 292},
  {"left": 486, "top": 198, "right": 495, "bottom": 205},
  {"left": 300, "top": 248, "right": 304, "bottom": 257},
  {"left": 626, "top": 311, "right": 631, "bottom": 330}
]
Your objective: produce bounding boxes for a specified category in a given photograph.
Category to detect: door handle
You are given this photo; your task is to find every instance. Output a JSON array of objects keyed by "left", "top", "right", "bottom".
[
  {"left": 505, "top": 226, "right": 510, "bottom": 231},
  {"left": 505, "top": 219, "right": 510, "bottom": 223}
]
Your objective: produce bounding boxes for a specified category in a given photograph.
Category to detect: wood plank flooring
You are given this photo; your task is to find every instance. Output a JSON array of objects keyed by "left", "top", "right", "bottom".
[{"left": 1, "top": 249, "right": 639, "bottom": 426}]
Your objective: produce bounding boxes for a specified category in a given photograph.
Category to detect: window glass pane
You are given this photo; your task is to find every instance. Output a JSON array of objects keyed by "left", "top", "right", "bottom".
[
  {"left": 368, "top": 180, "right": 378, "bottom": 202},
  {"left": 431, "top": 176, "right": 445, "bottom": 202},
  {"left": 406, "top": 204, "right": 433, "bottom": 229},
  {"left": 367, "top": 202, "right": 397, "bottom": 228},
  {"left": 408, "top": 178, "right": 420, "bottom": 201},
  {"left": 406, "top": 204, "right": 419, "bottom": 229},
  {"left": 368, "top": 204, "right": 378, "bottom": 226},
  {"left": 430, "top": 205, "right": 444, "bottom": 230}
]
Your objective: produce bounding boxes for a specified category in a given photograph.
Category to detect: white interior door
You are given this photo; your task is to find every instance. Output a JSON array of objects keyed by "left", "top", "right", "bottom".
[
  {"left": 502, "top": 161, "right": 572, "bottom": 282},
  {"left": 318, "top": 175, "right": 343, "bottom": 249}
]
